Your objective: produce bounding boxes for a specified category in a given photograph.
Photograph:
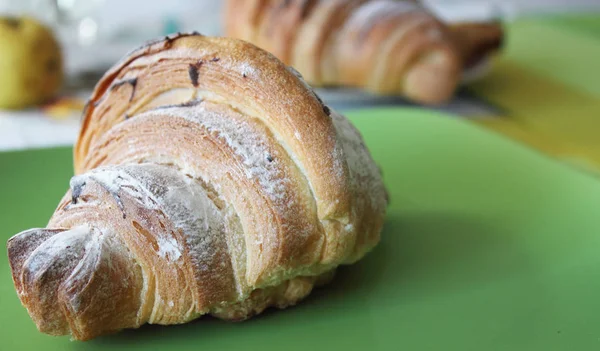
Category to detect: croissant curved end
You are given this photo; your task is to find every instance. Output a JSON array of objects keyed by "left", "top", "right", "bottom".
[
  {"left": 403, "top": 48, "right": 461, "bottom": 105},
  {"left": 8, "top": 226, "right": 93, "bottom": 334},
  {"left": 8, "top": 225, "right": 142, "bottom": 339}
]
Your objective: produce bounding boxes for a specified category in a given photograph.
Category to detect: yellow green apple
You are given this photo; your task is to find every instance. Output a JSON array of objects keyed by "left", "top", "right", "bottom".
[{"left": 0, "top": 16, "right": 63, "bottom": 109}]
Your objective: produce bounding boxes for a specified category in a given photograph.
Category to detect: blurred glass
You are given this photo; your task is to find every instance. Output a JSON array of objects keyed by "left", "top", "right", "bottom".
[
  {"left": 0, "top": 0, "right": 226, "bottom": 80},
  {"left": 0, "top": 0, "right": 105, "bottom": 46},
  {"left": 55, "top": 0, "right": 105, "bottom": 46}
]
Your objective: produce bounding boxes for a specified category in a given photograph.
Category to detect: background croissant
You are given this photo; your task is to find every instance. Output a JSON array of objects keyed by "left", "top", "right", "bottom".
[
  {"left": 224, "top": 0, "right": 504, "bottom": 104},
  {"left": 7, "top": 33, "right": 388, "bottom": 341}
]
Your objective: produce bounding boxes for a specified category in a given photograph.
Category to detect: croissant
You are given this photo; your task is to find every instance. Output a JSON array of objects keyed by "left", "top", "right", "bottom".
[
  {"left": 224, "top": 0, "right": 503, "bottom": 104},
  {"left": 6, "top": 33, "right": 388, "bottom": 341}
]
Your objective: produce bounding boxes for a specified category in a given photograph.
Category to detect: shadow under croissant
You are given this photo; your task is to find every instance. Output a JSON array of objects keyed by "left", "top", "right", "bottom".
[{"left": 85, "top": 213, "right": 528, "bottom": 347}]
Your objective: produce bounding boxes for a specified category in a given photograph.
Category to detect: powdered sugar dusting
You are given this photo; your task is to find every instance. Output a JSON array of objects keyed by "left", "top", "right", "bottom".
[
  {"left": 62, "top": 231, "right": 106, "bottom": 313},
  {"left": 157, "top": 168, "right": 228, "bottom": 276},
  {"left": 72, "top": 168, "right": 183, "bottom": 262},
  {"left": 239, "top": 61, "right": 257, "bottom": 78},
  {"left": 141, "top": 102, "right": 321, "bottom": 285},
  {"left": 157, "top": 236, "right": 181, "bottom": 260},
  {"left": 70, "top": 168, "right": 152, "bottom": 214},
  {"left": 159, "top": 103, "right": 293, "bottom": 205},
  {"left": 94, "top": 164, "right": 236, "bottom": 299},
  {"left": 23, "top": 225, "right": 92, "bottom": 274},
  {"left": 329, "top": 110, "right": 386, "bottom": 212}
]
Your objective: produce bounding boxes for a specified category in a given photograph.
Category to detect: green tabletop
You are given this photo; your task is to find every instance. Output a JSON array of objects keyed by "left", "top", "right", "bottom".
[
  {"left": 467, "top": 14, "right": 600, "bottom": 176},
  {"left": 542, "top": 14, "right": 600, "bottom": 40},
  {"left": 1, "top": 108, "right": 599, "bottom": 350}
]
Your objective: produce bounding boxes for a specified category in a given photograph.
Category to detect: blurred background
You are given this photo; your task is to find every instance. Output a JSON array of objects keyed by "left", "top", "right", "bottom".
[
  {"left": 0, "top": 0, "right": 599, "bottom": 174},
  {"left": 0, "top": 0, "right": 597, "bottom": 90}
]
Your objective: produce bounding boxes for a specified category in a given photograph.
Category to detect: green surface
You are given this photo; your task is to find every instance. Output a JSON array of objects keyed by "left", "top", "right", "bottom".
[
  {"left": 1, "top": 108, "right": 600, "bottom": 350},
  {"left": 542, "top": 14, "right": 600, "bottom": 39},
  {"left": 468, "top": 16, "right": 600, "bottom": 175},
  {"left": 503, "top": 19, "right": 600, "bottom": 98}
]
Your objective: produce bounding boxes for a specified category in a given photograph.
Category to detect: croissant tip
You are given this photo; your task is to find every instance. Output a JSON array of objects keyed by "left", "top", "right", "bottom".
[
  {"left": 7, "top": 228, "right": 53, "bottom": 276},
  {"left": 7, "top": 226, "right": 97, "bottom": 319}
]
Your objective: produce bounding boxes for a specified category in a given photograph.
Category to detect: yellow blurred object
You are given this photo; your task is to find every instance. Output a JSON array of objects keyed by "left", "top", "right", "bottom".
[
  {"left": 42, "top": 96, "right": 86, "bottom": 120},
  {"left": 470, "top": 59, "right": 600, "bottom": 176},
  {"left": 0, "top": 16, "right": 63, "bottom": 110}
]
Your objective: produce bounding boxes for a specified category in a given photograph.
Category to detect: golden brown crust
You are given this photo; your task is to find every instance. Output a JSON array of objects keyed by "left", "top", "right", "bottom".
[
  {"left": 253, "top": 0, "right": 319, "bottom": 63},
  {"left": 335, "top": 5, "right": 436, "bottom": 90},
  {"left": 211, "top": 270, "right": 336, "bottom": 321},
  {"left": 76, "top": 33, "right": 351, "bottom": 222},
  {"left": 7, "top": 34, "right": 387, "bottom": 340},
  {"left": 224, "top": 0, "right": 504, "bottom": 104},
  {"left": 82, "top": 104, "right": 325, "bottom": 284},
  {"left": 292, "top": 0, "right": 366, "bottom": 83},
  {"left": 449, "top": 22, "right": 504, "bottom": 68},
  {"left": 223, "top": 0, "right": 269, "bottom": 43}
]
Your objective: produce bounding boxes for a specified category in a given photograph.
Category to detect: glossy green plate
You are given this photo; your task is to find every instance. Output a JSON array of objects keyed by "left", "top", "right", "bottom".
[{"left": 1, "top": 108, "right": 599, "bottom": 350}]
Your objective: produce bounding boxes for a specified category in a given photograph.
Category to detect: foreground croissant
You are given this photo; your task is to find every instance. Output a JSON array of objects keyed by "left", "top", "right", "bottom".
[
  {"left": 224, "top": 0, "right": 504, "bottom": 104},
  {"left": 6, "top": 33, "right": 388, "bottom": 341}
]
